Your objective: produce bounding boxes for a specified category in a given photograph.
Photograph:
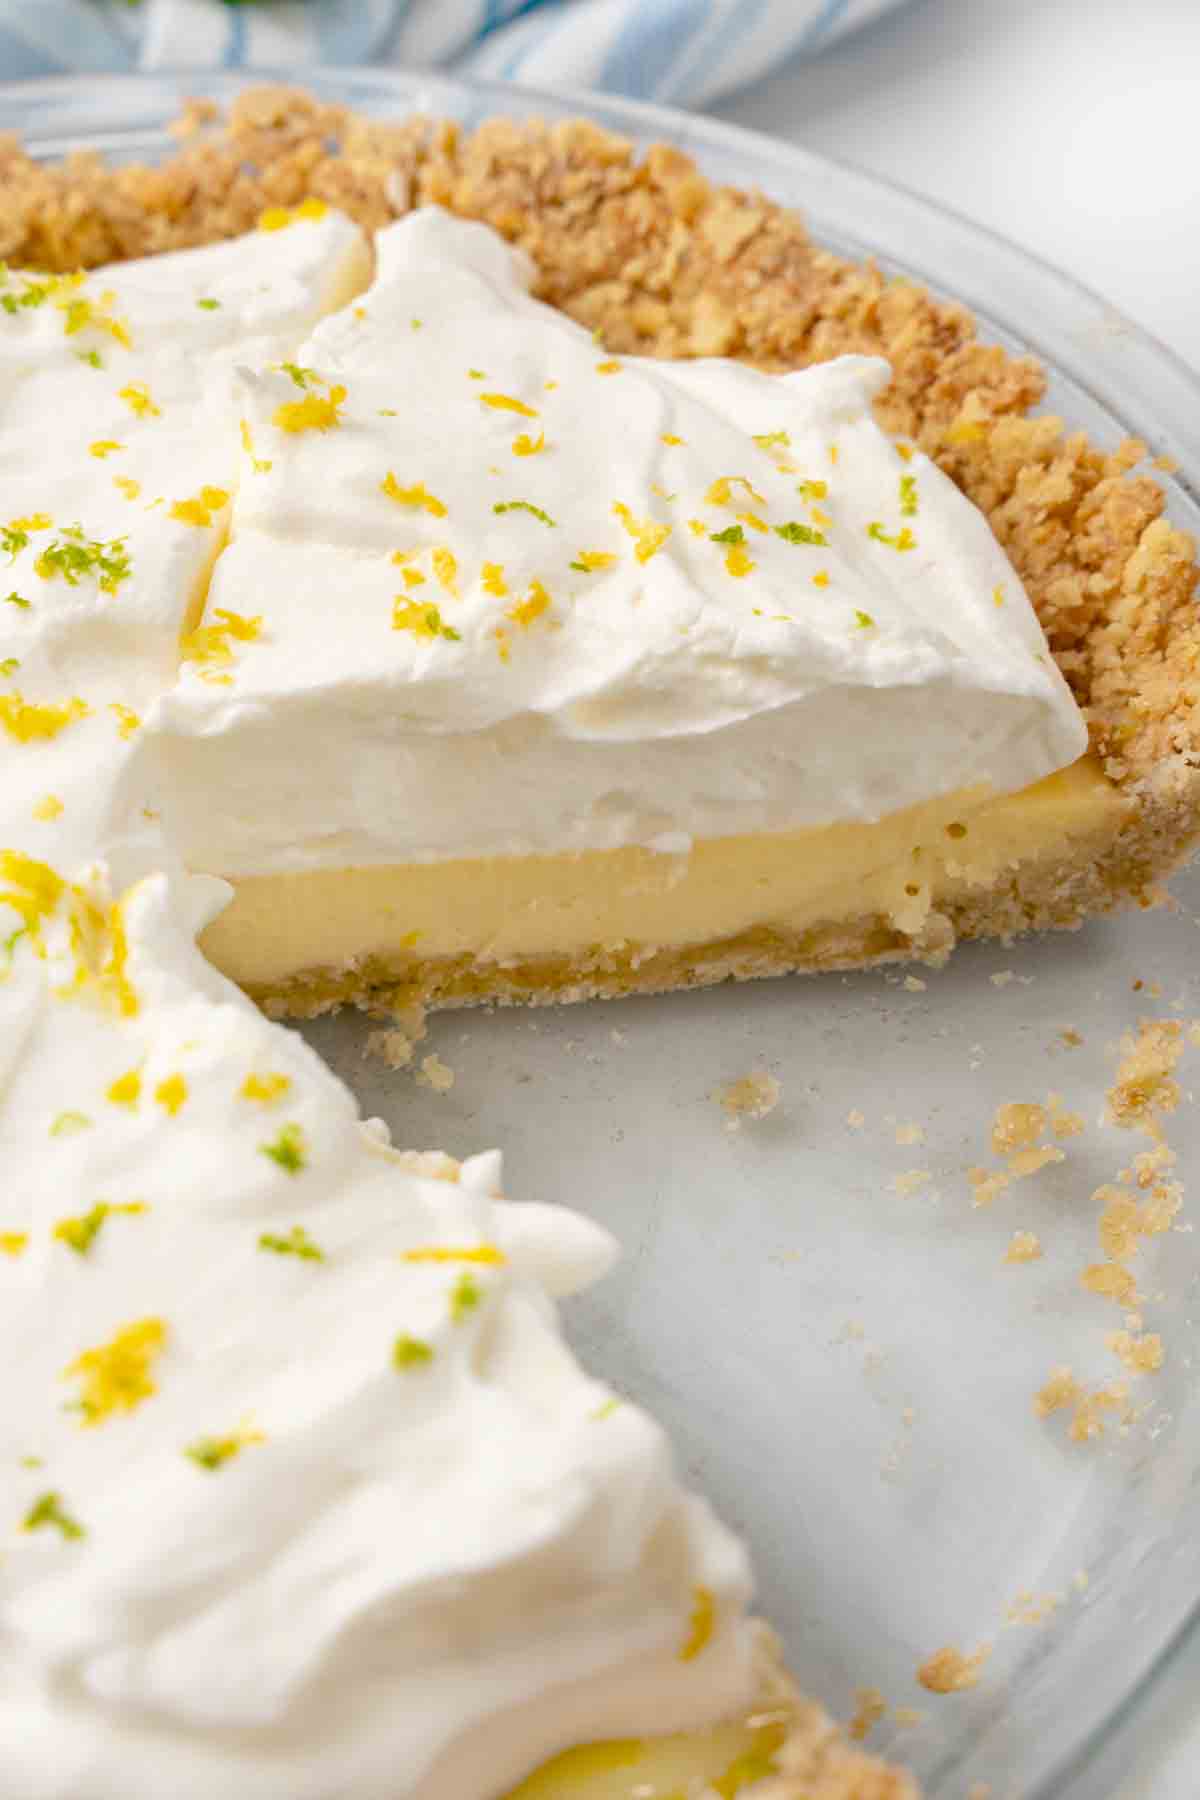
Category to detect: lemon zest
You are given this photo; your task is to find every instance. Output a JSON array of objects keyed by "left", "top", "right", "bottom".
[
  {"left": 258, "top": 198, "right": 328, "bottom": 231},
  {"left": 680, "top": 1586, "right": 716, "bottom": 1661},
  {"left": 382, "top": 474, "right": 447, "bottom": 517},
  {"left": 170, "top": 486, "right": 230, "bottom": 528},
  {"left": 431, "top": 547, "right": 458, "bottom": 597},
  {"left": 272, "top": 384, "right": 346, "bottom": 434},
  {"left": 23, "top": 1491, "right": 84, "bottom": 1539},
  {"left": 54, "top": 1200, "right": 146, "bottom": 1258},
  {"left": 481, "top": 392, "right": 539, "bottom": 417},
  {"left": 392, "top": 598, "right": 461, "bottom": 641},
  {"left": 259, "top": 1225, "right": 323, "bottom": 1262},
  {"left": 240, "top": 1072, "right": 291, "bottom": 1105},
  {"left": 154, "top": 1074, "right": 188, "bottom": 1116},
  {"left": 612, "top": 502, "right": 671, "bottom": 564},
  {"left": 240, "top": 419, "right": 273, "bottom": 475},
  {"left": 508, "top": 579, "right": 552, "bottom": 628},
  {"left": 106, "top": 1068, "right": 141, "bottom": 1108},
  {"left": 118, "top": 383, "right": 159, "bottom": 419},
  {"left": 180, "top": 609, "right": 262, "bottom": 669},
  {"left": 706, "top": 475, "right": 766, "bottom": 510},
  {"left": 401, "top": 1244, "right": 508, "bottom": 1266},
  {"left": 393, "top": 1335, "right": 434, "bottom": 1369},
  {"left": 65, "top": 1317, "right": 166, "bottom": 1426},
  {"left": 186, "top": 1426, "right": 265, "bottom": 1470},
  {"left": 0, "top": 693, "right": 89, "bottom": 742},
  {"left": 493, "top": 499, "right": 556, "bottom": 527},
  {"left": 50, "top": 1110, "right": 91, "bottom": 1137},
  {"left": 109, "top": 703, "right": 141, "bottom": 739}
]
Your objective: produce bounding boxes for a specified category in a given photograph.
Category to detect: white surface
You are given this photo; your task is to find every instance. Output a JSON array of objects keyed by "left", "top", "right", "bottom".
[
  {"left": 716, "top": 0, "right": 1200, "bottom": 377},
  {"left": 718, "top": 9, "right": 1200, "bottom": 1793}
]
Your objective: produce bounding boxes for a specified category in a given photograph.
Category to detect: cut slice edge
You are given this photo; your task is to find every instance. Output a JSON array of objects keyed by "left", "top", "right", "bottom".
[{"left": 200, "top": 753, "right": 1156, "bottom": 1019}]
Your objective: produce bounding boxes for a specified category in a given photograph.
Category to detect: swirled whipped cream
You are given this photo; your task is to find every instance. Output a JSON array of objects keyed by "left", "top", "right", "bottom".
[
  {"left": 152, "top": 206, "right": 1086, "bottom": 877},
  {"left": 0, "top": 857, "right": 754, "bottom": 1800}
]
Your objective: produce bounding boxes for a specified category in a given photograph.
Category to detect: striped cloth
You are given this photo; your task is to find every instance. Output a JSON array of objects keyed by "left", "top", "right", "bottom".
[{"left": 0, "top": 1, "right": 911, "bottom": 107}]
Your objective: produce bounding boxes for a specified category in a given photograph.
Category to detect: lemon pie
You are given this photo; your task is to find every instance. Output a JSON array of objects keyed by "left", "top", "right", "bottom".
[
  {"left": 4, "top": 90, "right": 1194, "bottom": 1024},
  {"left": 151, "top": 205, "right": 1108, "bottom": 1019},
  {"left": 2, "top": 83, "right": 1198, "bottom": 1800}
]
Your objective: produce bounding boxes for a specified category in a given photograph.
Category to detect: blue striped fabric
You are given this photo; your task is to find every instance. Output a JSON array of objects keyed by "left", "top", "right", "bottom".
[{"left": 0, "top": 0, "right": 912, "bottom": 104}]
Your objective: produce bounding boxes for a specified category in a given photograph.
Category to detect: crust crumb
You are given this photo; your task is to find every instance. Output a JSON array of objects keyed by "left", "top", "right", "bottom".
[
  {"left": 1080, "top": 1262, "right": 1140, "bottom": 1306},
  {"left": 1035, "top": 1365, "right": 1130, "bottom": 1441},
  {"left": 1007, "top": 1144, "right": 1065, "bottom": 1179},
  {"left": 1107, "top": 1019, "right": 1184, "bottom": 1137},
  {"left": 416, "top": 1052, "right": 455, "bottom": 1093},
  {"left": 365, "top": 1027, "right": 417, "bottom": 1070},
  {"left": 716, "top": 1069, "right": 781, "bottom": 1125},
  {"left": 968, "top": 1166, "right": 1010, "bottom": 1209},
  {"left": 990, "top": 1102, "right": 1047, "bottom": 1156},
  {"left": 1106, "top": 1328, "right": 1164, "bottom": 1373},
  {"left": 1004, "top": 1230, "right": 1043, "bottom": 1264},
  {"left": 1005, "top": 1589, "right": 1061, "bottom": 1626},
  {"left": 847, "top": 1687, "right": 888, "bottom": 1742},
  {"left": 916, "top": 1644, "right": 990, "bottom": 1694}
]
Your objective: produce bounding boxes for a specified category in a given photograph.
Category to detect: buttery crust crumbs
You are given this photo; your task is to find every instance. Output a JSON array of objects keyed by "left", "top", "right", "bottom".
[
  {"left": 1004, "top": 1230, "right": 1043, "bottom": 1264},
  {"left": 416, "top": 1052, "right": 456, "bottom": 1093},
  {"left": 1106, "top": 1018, "right": 1185, "bottom": 1136},
  {"left": 915, "top": 1645, "right": 990, "bottom": 1695},
  {"left": 1034, "top": 1368, "right": 1131, "bottom": 1443},
  {"left": 3, "top": 86, "right": 1199, "bottom": 1021},
  {"left": 716, "top": 1069, "right": 781, "bottom": 1125}
]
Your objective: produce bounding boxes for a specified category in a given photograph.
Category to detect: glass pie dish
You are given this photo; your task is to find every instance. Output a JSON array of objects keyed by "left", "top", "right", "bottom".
[{"left": 4, "top": 64, "right": 1200, "bottom": 1800}]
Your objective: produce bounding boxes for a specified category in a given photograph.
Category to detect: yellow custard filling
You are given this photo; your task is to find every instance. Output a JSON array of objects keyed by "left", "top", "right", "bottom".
[{"left": 200, "top": 757, "right": 1125, "bottom": 992}]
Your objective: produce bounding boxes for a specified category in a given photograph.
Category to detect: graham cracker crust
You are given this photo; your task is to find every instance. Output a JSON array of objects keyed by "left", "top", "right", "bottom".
[
  {"left": 740, "top": 1626, "right": 918, "bottom": 1800},
  {"left": 4, "top": 86, "right": 1196, "bottom": 1022}
]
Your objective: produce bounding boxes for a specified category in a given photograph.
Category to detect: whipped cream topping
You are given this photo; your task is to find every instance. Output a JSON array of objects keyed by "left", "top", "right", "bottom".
[
  {"left": 152, "top": 206, "right": 1086, "bottom": 877},
  {"left": 0, "top": 203, "right": 369, "bottom": 885},
  {"left": 0, "top": 212, "right": 759, "bottom": 1799},
  {"left": 0, "top": 858, "right": 754, "bottom": 1800}
]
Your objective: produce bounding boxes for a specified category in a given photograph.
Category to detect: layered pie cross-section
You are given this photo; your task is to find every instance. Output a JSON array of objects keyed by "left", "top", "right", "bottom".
[
  {"left": 2, "top": 87, "right": 1198, "bottom": 1800},
  {"left": 152, "top": 207, "right": 1119, "bottom": 1018}
]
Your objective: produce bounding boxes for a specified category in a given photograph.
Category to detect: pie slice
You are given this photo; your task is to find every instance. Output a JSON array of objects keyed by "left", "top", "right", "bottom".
[
  {"left": 154, "top": 206, "right": 1111, "bottom": 1018},
  {"left": 3, "top": 91, "right": 1193, "bottom": 1023}
]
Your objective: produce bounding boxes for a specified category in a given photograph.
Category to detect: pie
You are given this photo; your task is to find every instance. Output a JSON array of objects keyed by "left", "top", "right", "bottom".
[
  {"left": 0, "top": 82, "right": 1195, "bottom": 1800},
  {"left": 2, "top": 87, "right": 1194, "bottom": 1027}
]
